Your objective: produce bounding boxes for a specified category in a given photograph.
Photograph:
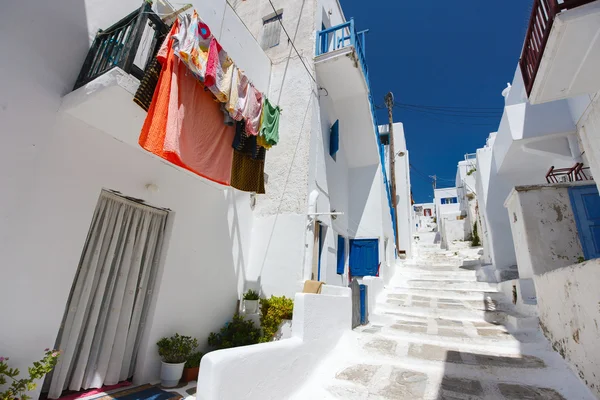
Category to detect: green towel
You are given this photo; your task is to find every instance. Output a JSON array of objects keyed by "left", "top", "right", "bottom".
[{"left": 259, "top": 98, "right": 281, "bottom": 147}]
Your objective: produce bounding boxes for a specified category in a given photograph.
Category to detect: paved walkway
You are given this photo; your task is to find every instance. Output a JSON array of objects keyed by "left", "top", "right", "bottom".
[{"left": 292, "top": 233, "right": 595, "bottom": 399}]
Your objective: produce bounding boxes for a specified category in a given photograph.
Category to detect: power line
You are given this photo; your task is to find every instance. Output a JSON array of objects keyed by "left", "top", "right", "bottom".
[
  {"left": 394, "top": 105, "right": 501, "bottom": 119},
  {"left": 396, "top": 102, "right": 501, "bottom": 111}
]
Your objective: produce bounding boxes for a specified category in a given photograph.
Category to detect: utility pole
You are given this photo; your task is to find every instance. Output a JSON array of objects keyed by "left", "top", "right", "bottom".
[
  {"left": 385, "top": 92, "right": 401, "bottom": 256},
  {"left": 431, "top": 174, "right": 437, "bottom": 192}
]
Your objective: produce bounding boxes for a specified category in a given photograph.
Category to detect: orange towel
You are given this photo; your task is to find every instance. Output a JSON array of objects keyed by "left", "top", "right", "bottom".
[{"left": 139, "top": 22, "right": 234, "bottom": 186}]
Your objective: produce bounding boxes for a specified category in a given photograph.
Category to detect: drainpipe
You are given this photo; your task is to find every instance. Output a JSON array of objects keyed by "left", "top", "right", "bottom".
[{"left": 303, "top": 190, "right": 320, "bottom": 281}]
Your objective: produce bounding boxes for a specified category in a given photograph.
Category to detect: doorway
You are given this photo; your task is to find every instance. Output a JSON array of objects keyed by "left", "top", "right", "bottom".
[
  {"left": 45, "top": 190, "right": 169, "bottom": 398},
  {"left": 311, "top": 222, "right": 327, "bottom": 281},
  {"left": 569, "top": 185, "right": 600, "bottom": 259}
]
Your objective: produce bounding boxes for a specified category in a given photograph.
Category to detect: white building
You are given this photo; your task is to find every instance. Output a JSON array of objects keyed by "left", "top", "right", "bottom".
[
  {"left": 0, "top": 0, "right": 396, "bottom": 398},
  {"left": 413, "top": 202, "right": 436, "bottom": 232},
  {"left": 472, "top": 1, "right": 600, "bottom": 396},
  {"left": 434, "top": 187, "right": 465, "bottom": 248},
  {"left": 380, "top": 122, "right": 413, "bottom": 258}
]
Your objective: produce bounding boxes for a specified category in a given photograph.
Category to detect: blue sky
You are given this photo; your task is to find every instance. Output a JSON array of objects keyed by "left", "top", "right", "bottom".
[{"left": 339, "top": 0, "right": 533, "bottom": 203}]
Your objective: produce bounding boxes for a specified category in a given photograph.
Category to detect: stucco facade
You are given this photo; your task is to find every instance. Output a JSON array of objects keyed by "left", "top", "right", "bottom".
[{"left": 0, "top": 0, "right": 395, "bottom": 396}]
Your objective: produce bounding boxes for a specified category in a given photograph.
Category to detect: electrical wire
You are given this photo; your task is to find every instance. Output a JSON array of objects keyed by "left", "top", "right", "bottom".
[{"left": 267, "top": 0, "right": 317, "bottom": 85}]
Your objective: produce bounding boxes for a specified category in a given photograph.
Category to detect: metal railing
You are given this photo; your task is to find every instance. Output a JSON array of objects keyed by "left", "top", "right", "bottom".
[
  {"left": 519, "top": 0, "right": 596, "bottom": 97},
  {"left": 546, "top": 163, "right": 593, "bottom": 183},
  {"left": 73, "top": 2, "right": 169, "bottom": 90},
  {"left": 315, "top": 20, "right": 369, "bottom": 80}
]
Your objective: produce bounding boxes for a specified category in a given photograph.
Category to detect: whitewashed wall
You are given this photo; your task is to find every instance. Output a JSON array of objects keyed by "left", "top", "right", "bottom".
[
  {"left": 535, "top": 259, "right": 600, "bottom": 398},
  {"left": 197, "top": 289, "right": 351, "bottom": 400},
  {"left": 505, "top": 184, "right": 584, "bottom": 279},
  {"left": 0, "top": 0, "right": 269, "bottom": 395}
]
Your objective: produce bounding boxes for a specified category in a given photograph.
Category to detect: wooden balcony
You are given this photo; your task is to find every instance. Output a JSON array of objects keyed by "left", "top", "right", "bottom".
[{"left": 520, "top": 0, "right": 600, "bottom": 104}]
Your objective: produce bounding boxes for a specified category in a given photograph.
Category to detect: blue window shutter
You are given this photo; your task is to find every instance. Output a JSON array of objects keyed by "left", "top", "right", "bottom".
[
  {"left": 349, "top": 239, "right": 379, "bottom": 276},
  {"left": 337, "top": 235, "right": 345, "bottom": 274},
  {"left": 330, "top": 120, "right": 339, "bottom": 157}
]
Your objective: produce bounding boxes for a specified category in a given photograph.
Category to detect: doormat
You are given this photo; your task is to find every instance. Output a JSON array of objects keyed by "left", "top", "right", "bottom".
[
  {"left": 85, "top": 384, "right": 182, "bottom": 400},
  {"left": 58, "top": 381, "right": 132, "bottom": 400}
]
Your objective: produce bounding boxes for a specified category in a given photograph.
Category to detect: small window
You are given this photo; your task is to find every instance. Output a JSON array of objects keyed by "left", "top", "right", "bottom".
[
  {"left": 441, "top": 197, "right": 458, "bottom": 204},
  {"left": 330, "top": 120, "right": 340, "bottom": 158},
  {"left": 261, "top": 12, "right": 283, "bottom": 49},
  {"left": 424, "top": 209, "right": 432, "bottom": 216},
  {"left": 380, "top": 133, "right": 389, "bottom": 145}
]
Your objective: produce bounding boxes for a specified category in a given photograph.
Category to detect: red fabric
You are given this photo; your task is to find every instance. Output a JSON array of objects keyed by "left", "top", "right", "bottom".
[
  {"left": 204, "top": 38, "right": 223, "bottom": 88},
  {"left": 57, "top": 382, "right": 131, "bottom": 400},
  {"left": 139, "top": 22, "right": 234, "bottom": 186}
]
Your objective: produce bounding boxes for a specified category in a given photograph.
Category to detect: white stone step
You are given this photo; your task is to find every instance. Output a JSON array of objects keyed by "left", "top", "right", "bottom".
[
  {"left": 400, "top": 279, "right": 499, "bottom": 292},
  {"left": 385, "top": 287, "right": 503, "bottom": 301}
]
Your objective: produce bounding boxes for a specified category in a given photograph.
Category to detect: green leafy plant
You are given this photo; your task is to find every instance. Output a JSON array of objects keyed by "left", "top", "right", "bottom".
[
  {"left": 577, "top": 256, "right": 585, "bottom": 263},
  {"left": 157, "top": 334, "right": 198, "bottom": 364},
  {"left": 467, "top": 167, "right": 477, "bottom": 176},
  {"left": 471, "top": 222, "right": 481, "bottom": 247},
  {"left": 259, "top": 296, "right": 294, "bottom": 343},
  {"left": 0, "top": 349, "right": 60, "bottom": 400},
  {"left": 208, "top": 314, "right": 261, "bottom": 350},
  {"left": 243, "top": 289, "right": 259, "bottom": 301},
  {"left": 184, "top": 351, "right": 204, "bottom": 368}
]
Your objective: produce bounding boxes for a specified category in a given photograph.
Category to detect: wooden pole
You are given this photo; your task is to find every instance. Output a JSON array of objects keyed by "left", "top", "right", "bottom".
[{"left": 385, "top": 92, "right": 401, "bottom": 256}]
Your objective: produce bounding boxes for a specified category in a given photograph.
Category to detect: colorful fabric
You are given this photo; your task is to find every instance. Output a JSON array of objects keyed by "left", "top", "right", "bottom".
[
  {"left": 226, "top": 66, "right": 248, "bottom": 121},
  {"left": 230, "top": 121, "right": 266, "bottom": 193},
  {"left": 139, "top": 21, "right": 235, "bottom": 186},
  {"left": 230, "top": 150, "right": 265, "bottom": 194},
  {"left": 242, "top": 84, "right": 263, "bottom": 136},
  {"left": 205, "top": 38, "right": 234, "bottom": 103},
  {"left": 174, "top": 12, "right": 211, "bottom": 81},
  {"left": 258, "top": 97, "right": 281, "bottom": 148},
  {"left": 133, "top": 57, "right": 162, "bottom": 111},
  {"left": 232, "top": 121, "right": 265, "bottom": 161}
]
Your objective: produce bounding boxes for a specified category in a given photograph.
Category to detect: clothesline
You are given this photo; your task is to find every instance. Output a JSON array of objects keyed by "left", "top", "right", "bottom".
[{"left": 137, "top": 10, "right": 282, "bottom": 194}]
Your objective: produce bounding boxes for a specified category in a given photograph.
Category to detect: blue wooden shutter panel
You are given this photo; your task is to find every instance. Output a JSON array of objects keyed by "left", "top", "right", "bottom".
[
  {"left": 349, "top": 239, "right": 379, "bottom": 277},
  {"left": 330, "top": 120, "right": 339, "bottom": 156},
  {"left": 337, "top": 235, "right": 345, "bottom": 274}
]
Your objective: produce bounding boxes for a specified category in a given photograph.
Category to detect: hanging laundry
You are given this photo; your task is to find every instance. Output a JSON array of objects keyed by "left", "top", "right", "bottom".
[
  {"left": 133, "top": 57, "right": 162, "bottom": 111},
  {"left": 226, "top": 66, "right": 248, "bottom": 121},
  {"left": 258, "top": 97, "right": 281, "bottom": 148},
  {"left": 205, "top": 38, "right": 234, "bottom": 103},
  {"left": 230, "top": 121, "right": 266, "bottom": 194},
  {"left": 139, "top": 21, "right": 235, "bottom": 186},
  {"left": 175, "top": 12, "right": 211, "bottom": 81},
  {"left": 242, "top": 84, "right": 263, "bottom": 136}
]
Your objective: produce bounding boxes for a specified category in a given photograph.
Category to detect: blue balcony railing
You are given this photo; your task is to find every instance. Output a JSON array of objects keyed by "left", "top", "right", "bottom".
[{"left": 316, "top": 19, "right": 369, "bottom": 83}]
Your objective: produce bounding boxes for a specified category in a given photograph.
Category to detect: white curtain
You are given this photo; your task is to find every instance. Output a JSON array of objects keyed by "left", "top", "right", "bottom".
[{"left": 47, "top": 191, "right": 168, "bottom": 399}]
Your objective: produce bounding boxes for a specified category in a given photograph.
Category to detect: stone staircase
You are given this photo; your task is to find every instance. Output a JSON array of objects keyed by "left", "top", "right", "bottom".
[{"left": 291, "top": 239, "right": 595, "bottom": 400}]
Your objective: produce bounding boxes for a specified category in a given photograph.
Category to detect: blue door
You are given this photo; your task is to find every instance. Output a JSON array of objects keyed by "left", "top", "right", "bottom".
[
  {"left": 349, "top": 239, "right": 379, "bottom": 277},
  {"left": 569, "top": 185, "right": 600, "bottom": 260},
  {"left": 337, "top": 235, "right": 345, "bottom": 275}
]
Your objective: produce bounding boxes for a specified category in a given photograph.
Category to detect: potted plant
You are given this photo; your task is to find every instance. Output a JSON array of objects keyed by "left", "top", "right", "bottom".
[
  {"left": 259, "top": 296, "right": 294, "bottom": 342},
  {"left": 181, "top": 351, "right": 203, "bottom": 383},
  {"left": 242, "top": 289, "right": 260, "bottom": 314},
  {"left": 208, "top": 314, "right": 262, "bottom": 350},
  {"left": 156, "top": 334, "right": 198, "bottom": 387}
]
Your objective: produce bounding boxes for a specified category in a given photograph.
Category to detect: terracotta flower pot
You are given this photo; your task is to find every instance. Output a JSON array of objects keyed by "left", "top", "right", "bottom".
[{"left": 181, "top": 366, "right": 200, "bottom": 383}]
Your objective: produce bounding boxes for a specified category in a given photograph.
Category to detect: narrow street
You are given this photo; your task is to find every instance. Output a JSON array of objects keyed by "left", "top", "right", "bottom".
[{"left": 292, "top": 233, "right": 594, "bottom": 400}]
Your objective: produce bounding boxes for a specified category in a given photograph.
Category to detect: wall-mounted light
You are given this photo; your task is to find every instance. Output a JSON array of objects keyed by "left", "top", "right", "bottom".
[
  {"left": 397, "top": 151, "right": 406, "bottom": 157},
  {"left": 145, "top": 183, "right": 159, "bottom": 193}
]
